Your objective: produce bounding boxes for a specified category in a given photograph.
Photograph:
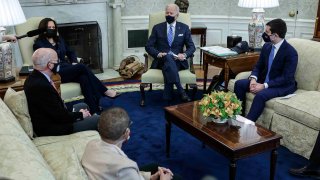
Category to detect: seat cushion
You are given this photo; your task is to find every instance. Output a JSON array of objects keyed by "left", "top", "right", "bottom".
[
  {"left": 33, "top": 131, "right": 100, "bottom": 180},
  {"left": 141, "top": 69, "right": 196, "bottom": 84},
  {"left": 274, "top": 91, "right": 320, "bottom": 131},
  {"left": 3, "top": 88, "right": 33, "bottom": 139}
]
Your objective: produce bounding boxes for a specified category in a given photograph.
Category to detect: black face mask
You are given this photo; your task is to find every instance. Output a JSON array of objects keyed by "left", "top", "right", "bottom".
[
  {"left": 262, "top": 32, "right": 271, "bottom": 42},
  {"left": 46, "top": 29, "right": 57, "bottom": 38},
  {"left": 165, "top": 15, "right": 175, "bottom": 24},
  {"left": 50, "top": 62, "right": 60, "bottom": 74}
]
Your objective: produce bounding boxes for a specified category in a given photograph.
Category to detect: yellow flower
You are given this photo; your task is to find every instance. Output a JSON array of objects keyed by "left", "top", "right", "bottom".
[{"left": 199, "top": 91, "right": 242, "bottom": 120}]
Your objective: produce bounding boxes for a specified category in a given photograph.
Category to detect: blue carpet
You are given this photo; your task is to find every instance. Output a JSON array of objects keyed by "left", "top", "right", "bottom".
[{"left": 69, "top": 90, "right": 313, "bottom": 180}]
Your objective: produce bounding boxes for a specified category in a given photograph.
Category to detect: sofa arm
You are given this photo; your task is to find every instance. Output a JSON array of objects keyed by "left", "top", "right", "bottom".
[
  {"left": 235, "top": 71, "right": 251, "bottom": 80},
  {"left": 227, "top": 71, "right": 251, "bottom": 92}
]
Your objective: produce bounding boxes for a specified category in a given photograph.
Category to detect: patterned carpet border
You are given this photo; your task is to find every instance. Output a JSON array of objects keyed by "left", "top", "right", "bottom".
[
  {"left": 63, "top": 79, "right": 211, "bottom": 103},
  {"left": 103, "top": 79, "right": 210, "bottom": 93}
]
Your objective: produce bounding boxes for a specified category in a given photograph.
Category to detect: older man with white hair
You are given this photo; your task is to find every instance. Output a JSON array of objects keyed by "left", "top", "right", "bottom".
[
  {"left": 145, "top": 3, "right": 195, "bottom": 102},
  {"left": 24, "top": 48, "right": 99, "bottom": 136}
]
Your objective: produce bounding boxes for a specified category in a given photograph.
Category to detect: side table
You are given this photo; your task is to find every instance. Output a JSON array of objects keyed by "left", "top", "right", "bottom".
[
  {"left": 191, "top": 23, "right": 207, "bottom": 66},
  {"left": 203, "top": 51, "right": 260, "bottom": 92}
]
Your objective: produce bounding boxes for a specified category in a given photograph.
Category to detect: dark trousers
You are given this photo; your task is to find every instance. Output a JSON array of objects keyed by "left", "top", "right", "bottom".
[
  {"left": 59, "top": 63, "right": 108, "bottom": 113},
  {"left": 309, "top": 132, "right": 320, "bottom": 169},
  {"left": 234, "top": 79, "right": 296, "bottom": 121},
  {"left": 158, "top": 55, "right": 186, "bottom": 99},
  {"left": 72, "top": 103, "right": 99, "bottom": 132}
]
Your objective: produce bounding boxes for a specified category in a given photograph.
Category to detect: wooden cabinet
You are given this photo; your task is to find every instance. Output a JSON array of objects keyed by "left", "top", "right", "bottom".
[{"left": 313, "top": 0, "right": 320, "bottom": 41}]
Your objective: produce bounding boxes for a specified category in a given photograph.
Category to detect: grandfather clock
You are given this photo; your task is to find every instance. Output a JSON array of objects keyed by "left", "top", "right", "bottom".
[{"left": 313, "top": 0, "right": 320, "bottom": 41}]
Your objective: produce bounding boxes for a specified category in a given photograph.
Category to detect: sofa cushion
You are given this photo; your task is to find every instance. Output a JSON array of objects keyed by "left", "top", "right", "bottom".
[
  {"left": 3, "top": 88, "right": 33, "bottom": 139},
  {"left": 287, "top": 38, "right": 320, "bottom": 91},
  {"left": 33, "top": 131, "right": 100, "bottom": 179},
  {"left": 274, "top": 91, "right": 320, "bottom": 131},
  {"left": 0, "top": 98, "right": 55, "bottom": 180}
]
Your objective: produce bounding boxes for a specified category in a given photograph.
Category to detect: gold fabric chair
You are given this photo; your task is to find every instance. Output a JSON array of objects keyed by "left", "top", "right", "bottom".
[
  {"left": 15, "top": 17, "right": 82, "bottom": 101},
  {"left": 140, "top": 11, "right": 197, "bottom": 106}
]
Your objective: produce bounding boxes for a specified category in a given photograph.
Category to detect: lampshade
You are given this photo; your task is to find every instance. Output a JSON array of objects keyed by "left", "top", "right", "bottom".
[
  {"left": 0, "top": 0, "right": 26, "bottom": 26},
  {"left": 238, "top": 0, "right": 279, "bottom": 8}
]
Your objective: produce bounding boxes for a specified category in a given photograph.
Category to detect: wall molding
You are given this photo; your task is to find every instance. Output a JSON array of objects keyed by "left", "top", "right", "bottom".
[
  {"left": 121, "top": 15, "right": 315, "bottom": 64},
  {"left": 20, "top": 0, "right": 108, "bottom": 6}
]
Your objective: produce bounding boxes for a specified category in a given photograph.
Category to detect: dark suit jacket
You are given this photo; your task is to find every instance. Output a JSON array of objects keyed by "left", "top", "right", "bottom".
[
  {"left": 24, "top": 70, "right": 83, "bottom": 136},
  {"left": 251, "top": 40, "right": 298, "bottom": 89},
  {"left": 145, "top": 21, "right": 195, "bottom": 70},
  {"left": 33, "top": 37, "right": 77, "bottom": 65}
]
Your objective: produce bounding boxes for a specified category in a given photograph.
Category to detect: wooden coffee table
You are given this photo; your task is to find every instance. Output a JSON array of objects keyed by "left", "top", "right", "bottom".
[{"left": 165, "top": 101, "right": 282, "bottom": 180}]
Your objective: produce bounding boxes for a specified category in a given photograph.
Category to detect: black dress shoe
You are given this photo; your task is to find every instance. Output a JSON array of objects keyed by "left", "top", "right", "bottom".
[
  {"left": 181, "top": 92, "right": 191, "bottom": 102},
  {"left": 289, "top": 166, "right": 320, "bottom": 179},
  {"left": 106, "top": 92, "right": 121, "bottom": 99}
]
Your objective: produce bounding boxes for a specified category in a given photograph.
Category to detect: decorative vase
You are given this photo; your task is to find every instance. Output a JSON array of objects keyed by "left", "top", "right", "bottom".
[{"left": 207, "top": 116, "right": 228, "bottom": 124}]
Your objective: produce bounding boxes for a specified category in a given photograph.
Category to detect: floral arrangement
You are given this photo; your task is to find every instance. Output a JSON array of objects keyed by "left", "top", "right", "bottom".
[{"left": 199, "top": 91, "right": 242, "bottom": 120}]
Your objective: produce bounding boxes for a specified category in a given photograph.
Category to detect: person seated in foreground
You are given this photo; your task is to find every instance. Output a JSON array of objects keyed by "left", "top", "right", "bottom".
[
  {"left": 289, "top": 132, "right": 320, "bottom": 179},
  {"left": 234, "top": 18, "right": 298, "bottom": 122},
  {"left": 33, "top": 18, "right": 120, "bottom": 114},
  {"left": 24, "top": 48, "right": 99, "bottom": 136},
  {"left": 145, "top": 3, "right": 196, "bottom": 102},
  {"left": 82, "top": 107, "right": 176, "bottom": 180}
]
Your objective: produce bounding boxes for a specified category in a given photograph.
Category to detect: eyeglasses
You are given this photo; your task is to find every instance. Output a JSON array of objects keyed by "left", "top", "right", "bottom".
[{"left": 123, "top": 120, "right": 133, "bottom": 134}]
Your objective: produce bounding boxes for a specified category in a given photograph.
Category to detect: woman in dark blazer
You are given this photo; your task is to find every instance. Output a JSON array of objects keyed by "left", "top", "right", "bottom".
[{"left": 33, "top": 18, "right": 119, "bottom": 114}]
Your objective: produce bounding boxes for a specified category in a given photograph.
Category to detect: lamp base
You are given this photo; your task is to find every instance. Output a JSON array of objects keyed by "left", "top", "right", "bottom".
[
  {"left": 0, "top": 76, "right": 15, "bottom": 83},
  {"left": 248, "top": 8, "right": 265, "bottom": 50}
]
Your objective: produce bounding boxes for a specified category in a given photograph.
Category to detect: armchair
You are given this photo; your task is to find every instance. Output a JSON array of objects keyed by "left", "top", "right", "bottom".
[
  {"left": 140, "top": 11, "right": 197, "bottom": 106},
  {"left": 15, "top": 17, "right": 82, "bottom": 101}
]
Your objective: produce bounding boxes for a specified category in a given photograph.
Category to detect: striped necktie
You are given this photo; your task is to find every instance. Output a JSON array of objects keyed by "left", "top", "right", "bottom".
[
  {"left": 264, "top": 45, "right": 275, "bottom": 83},
  {"left": 167, "top": 25, "right": 174, "bottom": 47}
]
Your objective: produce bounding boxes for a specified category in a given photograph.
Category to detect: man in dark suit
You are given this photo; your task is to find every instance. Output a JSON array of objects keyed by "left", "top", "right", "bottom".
[
  {"left": 24, "top": 48, "right": 99, "bottom": 136},
  {"left": 145, "top": 3, "right": 195, "bottom": 101},
  {"left": 289, "top": 132, "right": 320, "bottom": 178},
  {"left": 234, "top": 19, "right": 298, "bottom": 122}
]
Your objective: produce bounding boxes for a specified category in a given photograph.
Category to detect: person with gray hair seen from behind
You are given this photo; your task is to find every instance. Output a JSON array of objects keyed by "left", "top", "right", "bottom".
[
  {"left": 24, "top": 48, "right": 99, "bottom": 136},
  {"left": 82, "top": 107, "right": 175, "bottom": 180}
]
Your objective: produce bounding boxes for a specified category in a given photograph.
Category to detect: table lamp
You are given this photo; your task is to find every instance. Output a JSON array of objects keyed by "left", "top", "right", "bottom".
[
  {"left": 0, "top": 0, "right": 26, "bottom": 83},
  {"left": 238, "top": 0, "right": 279, "bottom": 50}
]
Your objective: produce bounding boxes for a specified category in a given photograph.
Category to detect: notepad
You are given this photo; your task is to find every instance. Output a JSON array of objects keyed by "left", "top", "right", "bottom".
[{"left": 200, "top": 46, "right": 238, "bottom": 56}]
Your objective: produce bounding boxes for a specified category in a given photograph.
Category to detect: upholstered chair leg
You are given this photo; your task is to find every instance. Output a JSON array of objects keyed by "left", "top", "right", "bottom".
[
  {"left": 140, "top": 83, "right": 148, "bottom": 106},
  {"left": 189, "top": 84, "right": 197, "bottom": 100}
]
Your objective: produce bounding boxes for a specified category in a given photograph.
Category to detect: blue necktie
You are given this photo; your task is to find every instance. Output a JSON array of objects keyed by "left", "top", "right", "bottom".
[
  {"left": 167, "top": 25, "right": 174, "bottom": 47},
  {"left": 265, "top": 45, "right": 275, "bottom": 83}
]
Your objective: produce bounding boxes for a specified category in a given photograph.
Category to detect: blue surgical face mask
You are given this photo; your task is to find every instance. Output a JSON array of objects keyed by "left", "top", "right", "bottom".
[
  {"left": 262, "top": 32, "right": 271, "bottom": 42},
  {"left": 165, "top": 15, "right": 175, "bottom": 24}
]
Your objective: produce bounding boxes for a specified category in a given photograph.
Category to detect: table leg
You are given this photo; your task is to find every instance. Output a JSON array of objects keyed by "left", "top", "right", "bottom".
[
  {"left": 203, "top": 59, "right": 208, "bottom": 93},
  {"left": 270, "top": 149, "right": 278, "bottom": 180},
  {"left": 229, "top": 160, "right": 236, "bottom": 180},
  {"left": 200, "top": 34, "right": 204, "bottom": 68},
  {"left": 224, "top": 64, "right": 229, "bottom": 91},
  {"left": 166, "top": 119, "right": 172, "bottom": 158}
]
